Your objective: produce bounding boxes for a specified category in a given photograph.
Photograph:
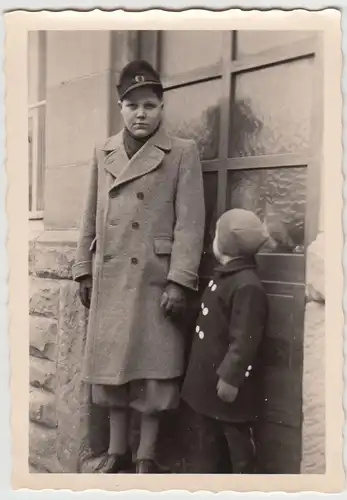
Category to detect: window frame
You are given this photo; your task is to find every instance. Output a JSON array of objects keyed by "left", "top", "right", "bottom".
[
  {"left": 140, "top": 30, "right": 323, "bottom": 247},
  {"left": 28, "top": 31, "right": 46, "bottom": 221}
]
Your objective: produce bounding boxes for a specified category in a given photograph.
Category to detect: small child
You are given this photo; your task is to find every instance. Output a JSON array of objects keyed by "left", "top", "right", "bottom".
[{"left": 181, "top": 208, "right": 270, "bottom": 474}]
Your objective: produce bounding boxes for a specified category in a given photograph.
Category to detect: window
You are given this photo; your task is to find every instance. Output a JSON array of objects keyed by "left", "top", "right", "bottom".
[{"left": 28, "top": 31, "right": 46, "bottom": 219}]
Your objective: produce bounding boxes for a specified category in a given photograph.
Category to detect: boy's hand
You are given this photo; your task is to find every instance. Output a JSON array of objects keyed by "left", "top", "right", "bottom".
[
  {"left": 217, "top": 378, "right": 239, "bottom": 403},
  {"left": 160, "top": 282, "right": 187, "bottom": 319},
  {"left": 78, "top": 276, "right": 93, "bottom": 309}
]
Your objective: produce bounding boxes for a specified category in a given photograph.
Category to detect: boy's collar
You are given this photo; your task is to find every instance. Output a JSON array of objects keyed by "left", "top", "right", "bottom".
[{"left": 215, "top": 255, "right": 257, "bottom": 276}]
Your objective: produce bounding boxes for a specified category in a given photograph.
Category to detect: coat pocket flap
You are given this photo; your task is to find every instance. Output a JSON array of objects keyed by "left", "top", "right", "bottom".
[{"left": 154, "top": 238, "right": 173, "bottom": 255}]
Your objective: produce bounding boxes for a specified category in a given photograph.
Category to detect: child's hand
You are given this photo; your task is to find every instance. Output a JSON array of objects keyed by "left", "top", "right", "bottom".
[{"left": 217, "top": 378, "right": 239, "bottom": 403}]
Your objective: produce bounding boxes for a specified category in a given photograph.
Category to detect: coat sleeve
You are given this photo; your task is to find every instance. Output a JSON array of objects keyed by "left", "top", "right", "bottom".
[
  {"left": 168, "top": 140, "right": 206, "bottom": 291},
  {"left": 216, "top": 284, "right": 267, "bottom": 388},
  {"left": 72, "top": 148, "right": 98, "bottom": 282}
]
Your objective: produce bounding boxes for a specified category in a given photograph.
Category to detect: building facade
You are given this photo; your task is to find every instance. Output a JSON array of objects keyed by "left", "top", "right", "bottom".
[{"left": 28, "top": 30, "right": 325, "bottom": 474}]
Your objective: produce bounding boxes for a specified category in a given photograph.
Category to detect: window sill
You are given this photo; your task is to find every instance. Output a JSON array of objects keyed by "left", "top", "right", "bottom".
[
  {"left": 29, "top": 217, "right": 44, "bottom": 240},
  {"left": 29, "top": 211, "right": 44, "bottom": 221}
]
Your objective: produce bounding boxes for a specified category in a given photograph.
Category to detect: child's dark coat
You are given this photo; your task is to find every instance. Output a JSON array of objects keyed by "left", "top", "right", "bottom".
[{"left": 181, "top": 256, "right": 268, "bottom": 424}]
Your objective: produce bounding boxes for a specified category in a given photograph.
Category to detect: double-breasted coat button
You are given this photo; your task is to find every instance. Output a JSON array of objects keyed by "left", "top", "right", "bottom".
[
  {"left": 132, "top": 221, "right": 139, "bottom": 229},
  {"left": 137, "top": 192, "right": 144, "bottom": 200},
  {"left": 247, "top": 365, "right": 252, "bottom": 371},
  {"left": 199, "top": 331, "right": 204, "bottom": 339},
  {"left": 211, "top": 284, "right": 217, "bottom": 292},
  {"left": 202, "top": 307, "right": 209, "bottom": 316},
  {"left": 201, "top": 302, "right": 205, "bottom": 309},
  {"left": 208, "top": 280, "right": 213, "bottom": 288},
  {"left": 245, "top": 371, "right": 250, "bottom": 377},
  {"left": 131, "top": 257, "right": 138, "bottom": 265},
  {"left": 196, "top": 325, "right": 200, "bottom": 333}
]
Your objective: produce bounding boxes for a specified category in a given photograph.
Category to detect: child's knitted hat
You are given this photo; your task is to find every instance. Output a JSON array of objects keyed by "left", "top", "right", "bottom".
[{"left": 216, "top": 208, "right": 271, "bottom": 257}]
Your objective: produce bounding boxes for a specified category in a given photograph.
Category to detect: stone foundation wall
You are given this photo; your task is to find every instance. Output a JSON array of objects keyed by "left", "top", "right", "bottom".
[{"left": 29, "top": 231, "right": 81, "bottom": 473}]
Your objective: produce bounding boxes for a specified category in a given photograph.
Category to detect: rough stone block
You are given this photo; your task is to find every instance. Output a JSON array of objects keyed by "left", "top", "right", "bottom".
[
  {"left": 29, "top": 278, "right": 60, "bottom": 319},
  {"left": 29, "top": 239, "right": 36, "bottom": 275},
  {"left": 306, "top": 232, "right": 325, "bottom": 302},
  {"left": 29, "top": 422, "right": 61, "bottom": 473},
  {"left": 301, "top": 301, "right": 325, "bottom": 473},
  {"left": 29, "top": 462, "right": 50, "bottom": 473},
  {"left": 34, "top": 239, "right": 77, "bottom": 280},
  {"left": 30, "top": 315, "right": 58, "bottom": 361},
  {"left": 29, "top": 387, "right": 57, "bottom": 429},
  {"left": 56, "top": 280, "right": 110, "bottom": 472},
  {"left": 30, "top": 356, "right": 56, "bottom": 392}
]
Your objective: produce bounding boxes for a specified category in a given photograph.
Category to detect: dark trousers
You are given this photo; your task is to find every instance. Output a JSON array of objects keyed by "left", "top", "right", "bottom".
[{"left": 185, "top": 408, "right": 256, "bottom": 474}]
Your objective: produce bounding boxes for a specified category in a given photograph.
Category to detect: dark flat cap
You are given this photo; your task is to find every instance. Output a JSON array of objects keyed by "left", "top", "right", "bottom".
[{"left": 117, "top": 60, "right": 163, "bottom": 100}]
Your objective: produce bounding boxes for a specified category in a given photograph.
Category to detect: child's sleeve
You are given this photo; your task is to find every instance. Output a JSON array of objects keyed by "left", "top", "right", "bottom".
[{"left": 216, "top": 284, "right": 267, "bottom": 388}]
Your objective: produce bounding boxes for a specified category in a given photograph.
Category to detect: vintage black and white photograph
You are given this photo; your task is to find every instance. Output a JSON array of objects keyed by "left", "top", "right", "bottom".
[{"left": 5, "top": 8, "right": 344, "bottom": 493}]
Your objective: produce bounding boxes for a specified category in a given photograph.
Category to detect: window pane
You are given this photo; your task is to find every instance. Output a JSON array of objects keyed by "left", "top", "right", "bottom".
[
  {"left": 28, "top": 31, "right": 46, "bottom": 105},
  {"left": 203, "top": 172, "right": 218, "bottom": 249},
  {"left": 227, "top": 167, "right": 307, "bottom": 254},
  {"left": 28, "top": 32, "right": 39, "bottom": 105},
  {"left": 164, "top": 80, "right": 221, "bottom": 160},
  {"left": 159, "top": 31, "right": 223, "bottom": 77},
  {"left": 236, "top": 30, "right": 313, "bottom": 58},
  {"left": 229, "top": 58, "right": 313, "bottom": 157},
  {"left": 28, "top": 116, "right": 33, "bottom": 211},
  {"left": 36, "top": 106, "right": 46, "bottom": 211},
  {"left": 200, "top": 172, "right": 218, "bottom": 278}
]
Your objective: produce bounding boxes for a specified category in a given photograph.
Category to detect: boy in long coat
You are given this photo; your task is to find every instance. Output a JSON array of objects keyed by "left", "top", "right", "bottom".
[
  {"left": 181, "top": 209, "right": 269, "bottom": 473},
  {"left": 72, "top": 60, "right": 205, "bottom": 473}
]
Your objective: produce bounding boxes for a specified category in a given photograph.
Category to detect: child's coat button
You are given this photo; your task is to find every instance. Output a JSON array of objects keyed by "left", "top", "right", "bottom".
[
  {"left": 211, "top": 284, "right": 217, "bottom": 292},
  {"left": 208, "top": 280, "right": 214, "bottom": 287},
  {"left": 202, "top": 307, "right": 209, "bottom": 316},
  {"left": 245, "top": 371, "right": 250, "bottom": 377},
  {"left": 248, "top": 365, "right": 252, "bottom": 371},
  {"left": 199, "top": 331, "right": 204, "bottom": 339},
  {"left": 196, "top": 325, "right": 200, "bottom": 333},
  {"left": 201, "top": 302, "right": 205, "bottom": 309}
]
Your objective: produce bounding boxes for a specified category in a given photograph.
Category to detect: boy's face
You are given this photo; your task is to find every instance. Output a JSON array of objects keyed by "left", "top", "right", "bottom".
[{"left": 119, "top": 86, "right": 163, "bottom": 138}]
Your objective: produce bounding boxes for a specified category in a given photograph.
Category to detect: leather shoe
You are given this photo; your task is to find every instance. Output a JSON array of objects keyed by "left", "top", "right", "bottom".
[
  {"left": 136, "top": 459, "right": 170, "bottom": 474},
  {"left": 107, "top": 449, "right": 134, "bottom": 474}
]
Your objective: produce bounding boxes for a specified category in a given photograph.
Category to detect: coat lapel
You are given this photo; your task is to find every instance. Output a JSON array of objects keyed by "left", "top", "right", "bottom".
[
  {"left": 102, "top": 126, "right": 171, "bottom": 192},
  {"left": 102, "top": 132, "right": 129, "bottom": 180}
]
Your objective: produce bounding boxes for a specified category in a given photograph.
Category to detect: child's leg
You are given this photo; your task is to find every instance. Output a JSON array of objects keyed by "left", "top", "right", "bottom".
[
  {"left": 223, "top": 422, "right": 256, "bottom": 474},
  {"left": 108, "top": 408, "right": 129, "bottom": 456},
  {"left": 181, "top": 403, "right": 223, "bottom": 473}
]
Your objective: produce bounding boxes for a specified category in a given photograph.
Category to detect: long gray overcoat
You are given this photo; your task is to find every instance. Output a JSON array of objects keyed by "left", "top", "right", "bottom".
[{"left": 72, "top": 126, "right": 205, "bottom": 386}]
